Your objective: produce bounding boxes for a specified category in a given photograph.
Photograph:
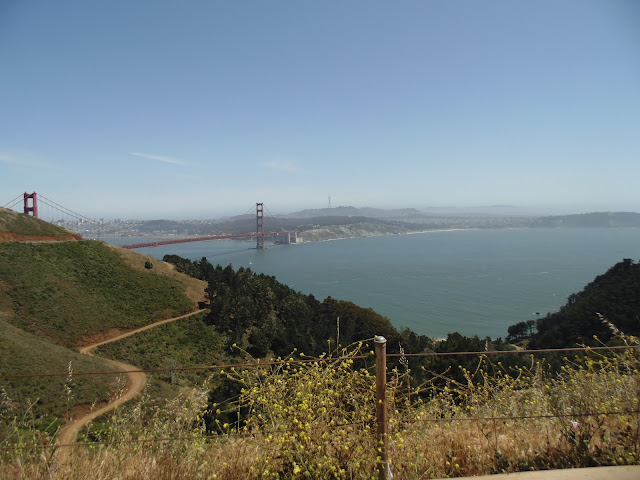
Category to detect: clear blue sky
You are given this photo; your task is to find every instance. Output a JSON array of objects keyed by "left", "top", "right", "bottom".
[{"left": 1, "top": 1, "right": 639, "bottom": 218}]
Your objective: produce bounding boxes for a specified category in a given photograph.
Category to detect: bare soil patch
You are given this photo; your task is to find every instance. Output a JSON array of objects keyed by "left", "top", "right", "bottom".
[{"left": 0, "top": 232, "right": 82, "bottom": 242}]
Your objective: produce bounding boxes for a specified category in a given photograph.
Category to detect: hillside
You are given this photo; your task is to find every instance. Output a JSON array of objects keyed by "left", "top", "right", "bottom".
[
  {"left": 0, "top": 207, "right": 82, "bottom": 241},
  {"left": 298, "top": 221, "right": 414, "bottom": 242},
  {"left": 0, "top": 318, "right": 121, "bottom": 432},
  {"left": 0, "top": 210, "right": 208, "bottom": 440},
  {"left": 507, "top": 258, "right": 640, "bottom": 349},
  {"left": 0, "top": 241, "right": 206, "bottom": 347}
]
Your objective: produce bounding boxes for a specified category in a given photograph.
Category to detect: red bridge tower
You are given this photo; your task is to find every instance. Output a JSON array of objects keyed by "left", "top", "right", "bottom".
[
  {"left": 23, "top": 192, "right": 38, "bottom": 218},
  {"left": 256, "top": 203, "right": 265, "bottom": 249}
]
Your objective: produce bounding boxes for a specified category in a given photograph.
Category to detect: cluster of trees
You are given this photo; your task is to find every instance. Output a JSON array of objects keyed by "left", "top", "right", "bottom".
[
  {"left": 506, "top": 320, "right": 536, "bottom": 343},
  {"left": 159, "top": 254, "right": 640, "bottom": 431},
  {"left": 508, "top": 258, "right": 640, "bottom": 349},
  {"left": 165, "top": 254, "right": 640, "bottom": 356},
  {"left": 164, "top": 255, "right": 431, "bottom": 358},
  {"left": 161, "top": 255, "right": 520, "bottom": 424}
]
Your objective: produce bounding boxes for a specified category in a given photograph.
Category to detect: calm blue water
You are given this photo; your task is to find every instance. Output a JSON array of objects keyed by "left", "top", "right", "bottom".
[{"left": 125, "top": 228, "right": 640, "bottom": 339}]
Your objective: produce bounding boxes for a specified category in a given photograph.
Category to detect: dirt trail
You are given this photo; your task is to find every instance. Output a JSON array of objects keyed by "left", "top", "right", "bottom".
[{"left": 56, "top": 309, "right": 206, "bottom": 464}]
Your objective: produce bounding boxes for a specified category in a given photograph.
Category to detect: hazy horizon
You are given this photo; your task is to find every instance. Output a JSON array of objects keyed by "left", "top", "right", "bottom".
[
  {"left": 2, "top": 1, "right": 638, "bottom": 219},
  {"left": 50, "top": 203, "right": 640, "bottom": 222}
]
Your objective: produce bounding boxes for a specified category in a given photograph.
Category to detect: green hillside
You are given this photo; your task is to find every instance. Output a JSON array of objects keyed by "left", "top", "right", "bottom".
[
  {"left": 0, "top": 318, "right": 121, "bottom": 428},
  {"left": 0, "top": 207, "right": 79, "bottom": 238},
  {"left": 0, "top": 210, "right": 207, "bottom": 434},
  {"left": 0, "top": 241, "right": 201, "bottom": 347}
]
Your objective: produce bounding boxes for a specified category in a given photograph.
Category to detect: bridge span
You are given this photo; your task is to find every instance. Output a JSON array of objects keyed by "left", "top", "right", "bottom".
[
  {"left": 121, "top": 231, "right": 296, "bottom": 250},
  {"left": 3, "top": 194, "right": 297, "bottom": 250}
]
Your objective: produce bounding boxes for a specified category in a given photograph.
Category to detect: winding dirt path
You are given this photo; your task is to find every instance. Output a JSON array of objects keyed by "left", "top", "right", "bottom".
[{"left": 56, "top": 309, "right": 206, "bottom": 464}]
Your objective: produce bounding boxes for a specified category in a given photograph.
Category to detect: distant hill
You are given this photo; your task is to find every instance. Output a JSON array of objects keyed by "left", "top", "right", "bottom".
[
  {"left": 529, "top": 212, "right": 640, "bottom": 228},
  {"left": 524, "top": 258, "right": 640, "bottom": 349},
  {"left": 286, "top": 206, "right": 425, "bottom": 219}
]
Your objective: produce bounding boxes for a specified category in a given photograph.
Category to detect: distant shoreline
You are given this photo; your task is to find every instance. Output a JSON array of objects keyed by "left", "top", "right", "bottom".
[{"left": 301, "top": 227, "right": 476, "bottom": 244}]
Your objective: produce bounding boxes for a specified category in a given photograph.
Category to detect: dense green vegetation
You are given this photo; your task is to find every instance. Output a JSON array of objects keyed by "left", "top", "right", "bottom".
[
  {"left": 164, "top": 255, "right": 433, "bottom": 358},
  {"left": 507, "top": 258, "right": 640, "bottom": 349},
  {"left": 0, "top": 242, "right": 196, "bottom": 347},
  {"left": 159, "top": 255, "right": 518, "bottom": 405},
  {"left": 0, "top": 207, "right": 77, "bottom": 237}
]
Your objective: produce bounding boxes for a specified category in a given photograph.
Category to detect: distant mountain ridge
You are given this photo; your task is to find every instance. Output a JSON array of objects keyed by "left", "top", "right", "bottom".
[
  {"left": 285, "top": 206, "right": 425, "bottom": 219},
  {"left": 530, "top": 212, "right": 640, "bottom": 228}
]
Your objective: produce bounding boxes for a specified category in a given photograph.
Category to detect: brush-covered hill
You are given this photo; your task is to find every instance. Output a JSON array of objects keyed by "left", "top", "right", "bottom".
[{"left": 507, "top": 258, "right": 640, "bottom": 348}]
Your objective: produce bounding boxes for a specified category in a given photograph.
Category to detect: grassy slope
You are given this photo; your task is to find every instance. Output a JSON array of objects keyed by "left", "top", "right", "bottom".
[
  {"left": 0, "top": 318, "right": 121, "bottom": 431},
  {"left": 0, "top": 210, "right": 206, "bottom": 428},
  {"left": 108, "top": 245, "right": 206, "bottom": 306},
  {"left": 0, "top": 241, "right": 204, "bottom": 347},
  {"left": 94, "top": 312, "right": 221, "bottom": 371},
  {"left": 0, "top": 207, "right": 78, "bottom": 237},
  {"left": 91, "top": 312, "right": 224, "bottom": 411}
]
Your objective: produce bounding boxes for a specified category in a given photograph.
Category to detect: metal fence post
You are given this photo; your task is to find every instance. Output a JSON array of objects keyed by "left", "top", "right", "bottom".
[{"left": 375, "top": 335, "right": 391, "bottom": 479}]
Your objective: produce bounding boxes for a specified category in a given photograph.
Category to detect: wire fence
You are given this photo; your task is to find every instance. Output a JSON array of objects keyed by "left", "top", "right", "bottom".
[
  {"left": 2, "top": 341, "right": 640, "bottom": 477},
  {"left": 1, "top": 344, "right": 635, "bottom": 380}
]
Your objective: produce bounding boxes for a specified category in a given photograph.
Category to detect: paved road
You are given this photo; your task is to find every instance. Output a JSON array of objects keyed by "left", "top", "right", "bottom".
[{"left": 462, "top": 465, "right": 640, "bottom": 479}]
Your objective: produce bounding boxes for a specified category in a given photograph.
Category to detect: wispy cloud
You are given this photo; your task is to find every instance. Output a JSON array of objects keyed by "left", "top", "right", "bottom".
[
  {"left": 263, "top": 159, "right": 302, "bottom": 172},
  {"left": 130, "top": 152, "right": 185, "bottom": 165}
]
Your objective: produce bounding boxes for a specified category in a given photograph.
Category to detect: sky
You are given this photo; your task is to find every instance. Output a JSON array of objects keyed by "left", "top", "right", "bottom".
[{"left": 1, "top": 1, "right": 639, "bottom": 219}]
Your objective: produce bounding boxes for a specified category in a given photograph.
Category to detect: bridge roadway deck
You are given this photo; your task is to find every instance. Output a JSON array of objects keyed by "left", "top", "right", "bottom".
[{"left": 121, "top": 231, "right": 290, "bottom": 249}]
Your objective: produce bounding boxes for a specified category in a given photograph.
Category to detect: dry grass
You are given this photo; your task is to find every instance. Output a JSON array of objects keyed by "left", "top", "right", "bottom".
[{"left": 2, "top": 338, "right": 639, "bottom": 479}]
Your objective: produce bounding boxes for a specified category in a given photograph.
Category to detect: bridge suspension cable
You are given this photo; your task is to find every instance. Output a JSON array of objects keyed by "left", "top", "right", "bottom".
[
  {"left": 37, "top": 194, "right": 99, "bottom": 225},
  {"left": 263, "top": 203, "right": 276, "bottom": 218},
  {"left": 2, "top": 194, "right": 24, "bottom": 210}
]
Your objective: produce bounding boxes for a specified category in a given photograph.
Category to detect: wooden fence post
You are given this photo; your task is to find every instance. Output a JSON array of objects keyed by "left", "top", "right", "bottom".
[{"left": 375, "top": 335, "right": 391, "bottom": 479}]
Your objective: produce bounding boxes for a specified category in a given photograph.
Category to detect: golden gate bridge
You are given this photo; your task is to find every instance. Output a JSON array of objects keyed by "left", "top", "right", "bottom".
[{"left": 2, "top": 192, "right": 298, "bottom": 250}]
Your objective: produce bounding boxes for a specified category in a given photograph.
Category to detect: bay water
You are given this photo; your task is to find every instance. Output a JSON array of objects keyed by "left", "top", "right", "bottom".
[{"left": 128, "top": 228, "right": 640, "bottom": 339}]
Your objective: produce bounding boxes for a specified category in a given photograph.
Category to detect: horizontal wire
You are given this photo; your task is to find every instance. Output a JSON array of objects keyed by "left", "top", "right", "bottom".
[
  {"left": 0, "top": 355, "right": 371, "bottom": 379},
  {"left": 398, "top": 409, "right": 640, "bottom": 425},
  {"left": 0, "top": 421, "right": 370, "bottom": 451},
  {"left": 387, "top": 344, "right": 640, "bottom": 359},
  {"left": 3, "top": 344, "right": 638, "bottom": 379},
  {"left": 2, "top": 409, "right": 637, "bottom": 452}
]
